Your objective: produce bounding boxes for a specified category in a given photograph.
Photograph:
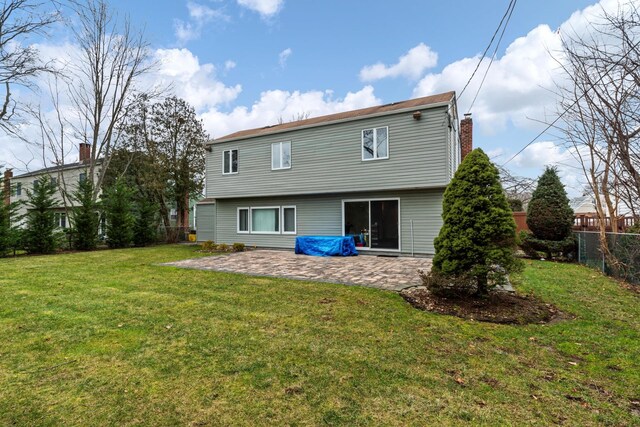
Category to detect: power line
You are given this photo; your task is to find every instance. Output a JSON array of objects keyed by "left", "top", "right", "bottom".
[
  {"left": 500, "top": 33, "right": 640, "bottom": 167},
  {"left": 457, "top": 0, "right": 516, "bottom": 102},
  {"left": 467, "top": 0, "right": 517, "bottom": 113}
]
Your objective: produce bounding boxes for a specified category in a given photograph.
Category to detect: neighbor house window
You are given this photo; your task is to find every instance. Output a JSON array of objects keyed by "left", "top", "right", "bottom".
[
  {"left": 33, "top": 180, "right": 38, "bottom": 190},
  {"left": 79, "top": 173, "right": 87, "bottom": 183},
  {"left": 16, "top": 182, "right": 21, "bottom": 196},
  {"left": 362, "top": 126, "right": 389, "bottom": 161},
  {"left": 282, "top": 206, "right": 296, "bottom": 234},
  {"left": 223, "top": 149, "right": 238, "bottom": 174},
  {"left": 237, "top": 208, "right": 249, "bottom": 233},
  {"left": 271, "top": 142, "right": 291, "bottom": 170},
  {"left": 54, "top": 212, "right": 67, "bottom": 229},
  {"left": 251, "top": 207, "right": 280, "bottom": 233},
  {"left": 51, "top": 177, "right": 57, "bottom": 186}
]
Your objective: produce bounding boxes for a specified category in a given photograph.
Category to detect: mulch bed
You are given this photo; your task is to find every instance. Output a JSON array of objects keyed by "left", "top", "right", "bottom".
[{"left": 401, "top": 287, "right": 566, "bottom": 325}]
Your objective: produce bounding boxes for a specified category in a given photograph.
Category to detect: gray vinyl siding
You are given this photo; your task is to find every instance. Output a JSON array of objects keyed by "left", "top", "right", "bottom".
[
  {"left": 213, "top": 189, "right": 443, "bottom": 255},
  {"left": 206, "top": 106, "right": 450, "bottom": 199},
  {"left": 196, "top": 203, "right": 216, "bottom": 242}
]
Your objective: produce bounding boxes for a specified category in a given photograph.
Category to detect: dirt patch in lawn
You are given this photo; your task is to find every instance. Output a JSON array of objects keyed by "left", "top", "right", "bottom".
[{"left": 401, "top": 287, "right": 566, "bottom": 325}]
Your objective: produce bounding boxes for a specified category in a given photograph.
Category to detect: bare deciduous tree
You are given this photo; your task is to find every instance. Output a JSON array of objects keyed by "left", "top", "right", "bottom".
[
  {"left": 0, "top": 0, "right": 59, "bottom": 133},
  {"left": 557, "top": 2, "right": 640, "bottom": 263},
  {"left": 68, "top": 0, "right": 153, "bottom": 198}
]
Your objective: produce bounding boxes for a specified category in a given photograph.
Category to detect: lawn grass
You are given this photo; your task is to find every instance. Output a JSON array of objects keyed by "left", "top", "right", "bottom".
[{"left": 0, "top": 246, "right": 638, "bottom": 425}]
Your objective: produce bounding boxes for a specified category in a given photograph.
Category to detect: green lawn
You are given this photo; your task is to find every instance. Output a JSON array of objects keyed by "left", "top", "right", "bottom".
[{"left": 0, "top": 246, "right": 638, "bottom": 426}]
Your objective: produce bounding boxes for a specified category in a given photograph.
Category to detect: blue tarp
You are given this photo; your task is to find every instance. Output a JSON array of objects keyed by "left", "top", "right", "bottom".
[{"left": 295, "top": 236, "right": 358, "bottom": 257}]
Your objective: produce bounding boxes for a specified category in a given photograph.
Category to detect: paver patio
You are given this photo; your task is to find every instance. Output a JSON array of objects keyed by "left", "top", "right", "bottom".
[{"left": 164, "top": 249, "right": 432, "bottom": 291}]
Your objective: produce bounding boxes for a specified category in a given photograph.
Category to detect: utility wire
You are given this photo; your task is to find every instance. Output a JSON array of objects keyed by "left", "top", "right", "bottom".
[
  {"left": 500, "top": 33, "right": 640, "bottom": 167},
  {"left": 457, "top": 0, "right": 516, "bottom": 102},
  {"left": 467, "top": 0, "right": 517, "bottom": 112}
]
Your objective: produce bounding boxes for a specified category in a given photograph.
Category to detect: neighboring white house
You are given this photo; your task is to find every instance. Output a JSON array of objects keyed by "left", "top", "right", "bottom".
[
  {"left": 5, "top": 143, "right": 102, "bottom": 228},
  {"left": 570, "top": 194, "right": 632, "bottom": 217}
]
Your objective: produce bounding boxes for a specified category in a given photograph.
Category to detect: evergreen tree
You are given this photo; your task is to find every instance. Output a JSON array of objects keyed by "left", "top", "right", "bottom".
[
  {"left": 71, "top": 176, "right": 100, "bottom": 250},
  {"left": 133, "top": 198, "right": 157, "bottom": 247},
  {"left": 102, "top": 180, "right": 134, "bottom": 248},
  {"left": 432, "top": 148, "right": 520, "bottom": 296},
  {"left": 0, "top": 174, "right": 21, "bottom": 257},
  {"left": 23, "top": 176, "right": 59, "bottom": 254},
  {"left": 526, "top": 167, "right": 574, "bottom": 241}
]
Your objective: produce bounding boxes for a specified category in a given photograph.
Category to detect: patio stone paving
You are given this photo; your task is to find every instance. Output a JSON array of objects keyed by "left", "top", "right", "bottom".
[{"left": 163, "top": 249, "right": 432, "bottom": 291}]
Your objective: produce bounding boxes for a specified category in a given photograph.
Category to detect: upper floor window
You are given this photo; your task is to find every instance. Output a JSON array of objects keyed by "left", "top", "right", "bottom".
[
  {"left": 223, "top": 149, "right": 238, "bottom": 174},
  {"left": 32, "top": 180, "right": 39, "bottom": 190},
  {"left": 362, "top": 126, "right": 389, "bottom": 161},
  {"left": 15, "top": 182, "right": 21, "bottom": 196},
  {"left": 271, "top": 142, "right": 291, "bottom": 170}
]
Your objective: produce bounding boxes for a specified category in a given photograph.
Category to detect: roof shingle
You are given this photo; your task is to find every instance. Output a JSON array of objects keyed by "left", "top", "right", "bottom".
[{"left": 212, "top": 91, "right": 455, "bottom": 143}]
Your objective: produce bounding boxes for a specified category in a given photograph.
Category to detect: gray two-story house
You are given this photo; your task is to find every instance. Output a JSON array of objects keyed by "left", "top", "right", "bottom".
[{"left": 196, "top": 91, "right": 472, "bottom": 255}]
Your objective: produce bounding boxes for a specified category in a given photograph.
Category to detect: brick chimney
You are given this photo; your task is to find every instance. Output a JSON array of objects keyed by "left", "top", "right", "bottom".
[
  {"left": 79, "top": 143, "right": 91, "bottom": 163},
  {"left": 3, "top": 169, "right": 12, "bottom": 206},
  {"left": 460, "top": 113, "right": 473, "bottom": 160}
]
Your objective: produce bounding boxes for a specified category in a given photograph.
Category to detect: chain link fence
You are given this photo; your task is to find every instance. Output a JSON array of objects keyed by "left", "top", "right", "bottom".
[{"left": 575, "top": 231, "right": 640, "bottom": 285}]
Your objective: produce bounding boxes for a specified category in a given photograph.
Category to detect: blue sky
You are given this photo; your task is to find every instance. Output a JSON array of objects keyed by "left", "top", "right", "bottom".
[{"left": 1, "top": 0, "right": 619, "bottom": 195}]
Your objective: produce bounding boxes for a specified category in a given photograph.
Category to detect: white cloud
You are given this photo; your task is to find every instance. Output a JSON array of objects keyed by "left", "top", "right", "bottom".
[
  {"left": 360, "top": 43, "right": 438, "bottom": 82},
  {"left": 200, "top": 86, "right": 380, "bottom": 139},
  {"left": 153, "top": 48, "right": 242, "bottom": 110},
  {"left": 278, "top": 48, "right": 292, "bottom": 68},
  {"left": 174, "top": 1, "right": 229, "bottom": 45},
  {"left": 412, "top": 0, "right": 633, "bottom": 135},
  {"left": 224, "top": 60, "right": 236, "bottom": 71},
  {"left": 237, "top": 0, "right": 283, "bottom": 18}
]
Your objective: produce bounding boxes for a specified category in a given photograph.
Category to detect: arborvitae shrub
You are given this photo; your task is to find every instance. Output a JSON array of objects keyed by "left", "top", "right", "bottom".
[
  {"left": 23, "top": 176, "right": 59, "bottom": 254},
  {"left": 72, "top": 176, "right": 100, "bottom": 250},
  {"left": 102, "top": 180, "right": 134, "bottom": 249}
]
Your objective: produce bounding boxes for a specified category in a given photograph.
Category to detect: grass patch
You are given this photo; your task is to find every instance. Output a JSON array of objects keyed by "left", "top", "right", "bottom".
[{"left": 0, "top": 248, "right": 638, "bottom": 425}]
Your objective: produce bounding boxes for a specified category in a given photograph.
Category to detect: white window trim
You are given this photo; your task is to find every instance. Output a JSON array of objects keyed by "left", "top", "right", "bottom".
[
  {"left": 222, "top": 149, "right": 239, "bottom": 175},
  {"left": 341, "top": 197, "right": 401, "bottom": 252},
  {"left": 237, "top": 207, "right": 249, "bottom": 234},
  {"left": 271, "top": 141, "right": 292, "bottom": 171},
  {"left": 281, "top": 205, "right": 297, "bottom": 235},
  {"left": 250, "top": 206, "right": 281, "bottom": 234},
  {"left": 361, "top": 126, "right": 389, "bottom": 161}
]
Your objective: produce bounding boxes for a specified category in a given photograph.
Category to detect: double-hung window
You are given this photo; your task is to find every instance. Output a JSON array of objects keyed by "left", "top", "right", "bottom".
[
  {"left": 223, "top": 149, "right": 238, "bottom": 174},
  {"left": 16, "top": 182, "right": 22, "bottom": 196},
  {"left": 282, "top": 206, "right": 296, "bottom": 234},
  {"left": 237, "top": 208, "right": 249, "bottom": 233},
  {"left": 362, "top": 126, "right": 389, "bottom": 161},
  {"left": 271, "top": 142, "right": 291, "bottom": 170},
  {"left": 79, "top": 173, "right": 87, "bottom": 183}
]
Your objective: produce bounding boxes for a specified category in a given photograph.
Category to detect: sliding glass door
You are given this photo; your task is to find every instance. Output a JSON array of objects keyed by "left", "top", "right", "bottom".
[{"left": 343, "top": 199, "right": 399, "bottom": 250}]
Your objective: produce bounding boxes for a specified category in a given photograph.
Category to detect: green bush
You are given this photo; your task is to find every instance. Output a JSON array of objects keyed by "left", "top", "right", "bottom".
[
  {"left": 23, "top": 176, "right": 60, "bottom": 254},
  {"left": 0, "top": 174, "right": 21, "bottom": 257},
  {"left": 527, "top": 167, "right": 574, "bottom": 242},
  {"left": 133, "top": 199, "right": 157, "bottom": 247},
  {"left": 102, "top": 180, "right": 134, "bottom": 249},
  {"left": 430, "top": 148, "right": 521, "bottom": 297},
  {"left": 201, "top": 240, "right": 216, "bottom": 251},
  {"left": 71, "top": 175, "right": 100, "bottom": 251},
  {"left": 508, "top": 198, "right": 524, "bottom": 212},
  {"left": 217, "top": 243, "right": 230, "bottom": 252},
  {"left": 519, "top": 231, "right": 576, "bottom": 260},
  {"left": 232, "top": 242, "right": 246, "bottom": 252}
]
